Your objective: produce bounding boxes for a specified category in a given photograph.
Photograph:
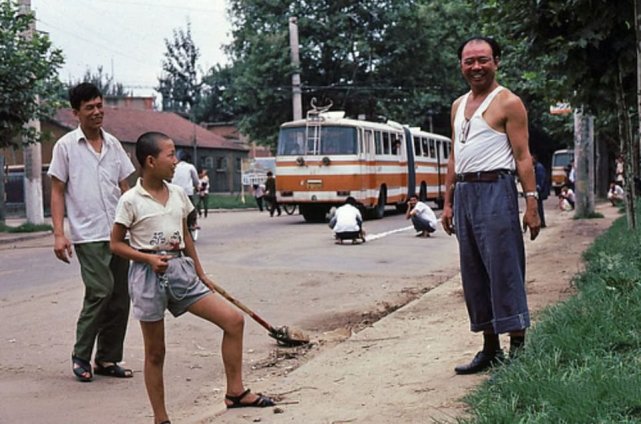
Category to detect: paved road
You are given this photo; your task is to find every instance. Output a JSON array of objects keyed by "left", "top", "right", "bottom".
[{"left": 0, "top": 206, "right": 462, "bottom": 424}]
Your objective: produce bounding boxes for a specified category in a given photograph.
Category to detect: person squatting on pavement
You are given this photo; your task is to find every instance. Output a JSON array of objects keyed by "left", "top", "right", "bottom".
[
  {"left": 48, "top": 82, "right": 136, "bottom": 382},
  {"left": 405, "top": 194, "right": 438, "bottom": 238},
  {"left": 329, "top": 196, "right": 366, "bottom": 244},
  {"left": 441, "top": 36, "right": 541, "bottom": 375},
  {"left": 110, "top": 132, "right": 274, "bottom": 424}
]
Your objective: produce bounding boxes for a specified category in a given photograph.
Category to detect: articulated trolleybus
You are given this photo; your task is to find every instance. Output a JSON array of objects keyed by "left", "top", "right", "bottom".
[{"left": 275, "top": 106, "right": 451, "bottom": 222}]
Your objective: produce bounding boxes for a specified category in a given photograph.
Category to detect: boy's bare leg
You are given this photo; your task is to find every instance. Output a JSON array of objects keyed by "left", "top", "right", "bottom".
[
  {"left": 188, "top": 294, "right": 263, "bottom": 405},
  {"left": 140, "top": 320, "right": 170, "bottom": 424}
]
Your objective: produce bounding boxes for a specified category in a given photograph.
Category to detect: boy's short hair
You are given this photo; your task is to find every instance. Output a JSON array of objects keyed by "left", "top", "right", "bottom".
[
  {"left": 136, "top": 131, "right": 170, "bottom": 167},
  {"left": 345, "top": 196, "right": 357, "bottom": 206},
  {"left": 68, "top": 82, "right": 102, "bottom": 110}
]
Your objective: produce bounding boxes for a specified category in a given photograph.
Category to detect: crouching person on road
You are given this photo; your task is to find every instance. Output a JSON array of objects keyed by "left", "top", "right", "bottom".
[
  {"left": 405, "top": 194, "right": 437, "bottom": 238},
  {"left": 110, "top": 131, "right": 274, "bottom": 424},
  {"left": 329, "top": 196, "right": 366, "bottom": 244}
]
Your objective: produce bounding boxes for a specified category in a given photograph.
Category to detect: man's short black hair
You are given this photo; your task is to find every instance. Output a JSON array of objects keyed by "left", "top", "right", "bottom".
[
  {"left": 345, "top": 196, "right": 357, "bottom": 206},
  {"left": 68, "top": 82, "right": 102, "bottom": 110},
  {"left": 267, "top": 171, "right": 273, "bottom": 177},
  {"left": 457, "top": 36, "right": 501, "bottom": 61},
  {"left": 136, "top": 131, "right": 170, "bottom": 168}
]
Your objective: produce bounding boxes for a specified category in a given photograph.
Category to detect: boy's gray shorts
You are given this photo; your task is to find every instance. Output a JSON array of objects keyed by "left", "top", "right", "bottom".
[{"left": 128, "top": 256, "right": 211, "bottom": 322}]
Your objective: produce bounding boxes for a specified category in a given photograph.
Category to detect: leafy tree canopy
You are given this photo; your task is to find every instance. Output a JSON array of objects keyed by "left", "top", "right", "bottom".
[
  {"left": 157, "top": 22, "right": 202, "bottom": 116},
  {"left": 0, "top": 0, "right": 64, "bottom": 148},
  {"left": 225, "top": 0, "right": 479, "bottom": 148}
]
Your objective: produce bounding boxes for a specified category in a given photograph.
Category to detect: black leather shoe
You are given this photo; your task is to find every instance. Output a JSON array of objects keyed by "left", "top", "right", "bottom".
[{"left": 454, "top": 350, "right": 504, "bottom": 375}]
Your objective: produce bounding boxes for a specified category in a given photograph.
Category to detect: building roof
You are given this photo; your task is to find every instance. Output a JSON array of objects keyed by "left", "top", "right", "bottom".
[{"left": 53, "top": 107, "right": 248, "bottom": 151}]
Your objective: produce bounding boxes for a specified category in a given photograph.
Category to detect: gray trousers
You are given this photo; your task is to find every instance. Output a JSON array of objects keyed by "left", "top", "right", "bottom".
[{"left": 453, "top": 174, "right": 530, "bottom": 334}]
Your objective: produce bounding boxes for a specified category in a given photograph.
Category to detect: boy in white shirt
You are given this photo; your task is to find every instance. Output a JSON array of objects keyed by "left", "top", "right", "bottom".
[{"left": 110, "top": 131, "right": 273, "bottom": 424}]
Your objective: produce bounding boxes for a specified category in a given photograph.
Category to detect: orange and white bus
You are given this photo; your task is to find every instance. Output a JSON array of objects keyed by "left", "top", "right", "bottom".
[{"left": 275, "top": 109, "right": 451, "bottom": 222}]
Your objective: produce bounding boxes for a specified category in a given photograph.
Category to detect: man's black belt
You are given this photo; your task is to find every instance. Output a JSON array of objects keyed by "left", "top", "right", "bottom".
[
  {"left": 455, "top": 169, "right": 514, "bottom": 183},
  {"left": 138, "top": 249, "right": 184, "bottom": 257}
]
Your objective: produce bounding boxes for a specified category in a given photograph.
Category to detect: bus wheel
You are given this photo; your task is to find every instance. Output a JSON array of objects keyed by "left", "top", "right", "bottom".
[
  {"left": 300, "top": 205, "right": 327, "bottom": 222},
  {"left": 435, "top": 197, "right": 445, "bottom": 210},
  {"left": 283, "top": 204, "right": 297, "bottom": 215},
  {"left": 371, "top": 187, "right": 386, "bottom": 220}
]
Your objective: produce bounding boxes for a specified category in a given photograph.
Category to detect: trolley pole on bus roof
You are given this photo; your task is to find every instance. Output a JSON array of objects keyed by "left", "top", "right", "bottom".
[{"left": 289, "top": 17, "right": 302, "bottom": 121}]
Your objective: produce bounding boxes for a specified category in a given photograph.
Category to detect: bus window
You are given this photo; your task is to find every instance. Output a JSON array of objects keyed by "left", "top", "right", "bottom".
[
  {"left": 364, "top": 130, "right": 373, "bottom": 155},
  {"left": 313, "top": 127, "right": 357, "bottom": 155},
  {"left": 391, "top": 133, "right": 401, "bottom": 155},
  {"left": 277, "top": 127, "right": 306, "bottom": 155},
  {"left": 383, "top": 132, "right": 390, "bottom": 155},
  {"left": 414, "top": 136, "right": 421, "bottom": 156},
  {"left": 429, "top": 139, "right": 436, "bottom": 158},
  {"left": 421, "top": 138, "right": 429, "bottom": 157},
  {"left": 436, "top": 141, "right": 442, "bottom": 158},
  {"left": 443, "top": 141, "right": 450, "bottom": 159},
  {"left": 375, "top": 131, "right": 382, "bottom": 154}
]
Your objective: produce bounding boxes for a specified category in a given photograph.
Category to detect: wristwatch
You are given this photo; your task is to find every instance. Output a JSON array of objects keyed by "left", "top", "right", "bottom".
[{"left": 524, "top": 191, "right": 539, "bottom": 200}]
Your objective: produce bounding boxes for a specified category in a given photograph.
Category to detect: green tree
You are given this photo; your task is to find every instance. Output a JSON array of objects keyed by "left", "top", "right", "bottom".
[
  {"left": 194, "top": 64, "right": 239, "bottom": 123},
  {"left": 156, "top": 22, "right": 201, "bottom": 115},
  {"left": 73, "top": 66, "right": 130, "bottom": 97},
  {"left": 0, "top": 0, "right": 64, "bottom": 148},
  {"left": 225, "top": 0, "right": 478, "bottom": 148}
]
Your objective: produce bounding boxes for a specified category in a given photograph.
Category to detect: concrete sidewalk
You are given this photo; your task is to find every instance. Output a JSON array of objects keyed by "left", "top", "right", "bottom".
[{"left": 0, "top": 217, "right": 53, "bottom": 245}]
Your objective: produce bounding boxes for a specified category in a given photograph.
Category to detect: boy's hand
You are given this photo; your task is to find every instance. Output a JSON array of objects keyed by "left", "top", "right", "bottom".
[{"left": 148, "top": 254, "right": 171, "bottom": 273}]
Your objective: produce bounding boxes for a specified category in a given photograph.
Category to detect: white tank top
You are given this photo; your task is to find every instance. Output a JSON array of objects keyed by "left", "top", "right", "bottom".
[{"left": 453, "top": 86, "right": 515, "bottom": 174}]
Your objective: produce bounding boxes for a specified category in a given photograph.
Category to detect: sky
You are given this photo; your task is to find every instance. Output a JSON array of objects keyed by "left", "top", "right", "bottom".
[{"left": 30, "top": 0, "right": 232, "bottom": 98}]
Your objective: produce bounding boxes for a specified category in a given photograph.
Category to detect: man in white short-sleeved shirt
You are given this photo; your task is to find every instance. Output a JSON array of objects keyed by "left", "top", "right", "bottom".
[
  {"left": 48, "top": 82, "right": 135, "bottom": 382},
  {"left": 405, "top": 194, "right": 438, "bottom": 237}
]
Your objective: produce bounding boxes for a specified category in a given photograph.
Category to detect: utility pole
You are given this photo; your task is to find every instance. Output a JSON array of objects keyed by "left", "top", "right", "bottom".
[
  {"left": 289, "top": 17, "right": 302, "bottom": 121},
  {"left": 20, "top": 0, "right": 44, "bottom": 224},
  {"left": 573, "top": 109, "right": 595, "bottom": 218}
]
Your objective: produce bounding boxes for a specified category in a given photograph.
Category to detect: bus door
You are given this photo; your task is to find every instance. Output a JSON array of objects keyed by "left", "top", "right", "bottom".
[
  {"left": 362, "top": 129, "right": 374, "bottom": 206},
  {"left": 403, "top": 127, "right": 416, "bottom": 199}
]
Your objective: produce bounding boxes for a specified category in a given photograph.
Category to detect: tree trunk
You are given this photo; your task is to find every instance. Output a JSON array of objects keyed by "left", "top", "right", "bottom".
[
  {"left": 573, "top": 109, "right": 595, "bottom": 217},
  {"left": 617, "top": 56, "right": 636, "bottom": 229},
  {"left": 0, "top": 155, "right": 6, "bottom": 225}
]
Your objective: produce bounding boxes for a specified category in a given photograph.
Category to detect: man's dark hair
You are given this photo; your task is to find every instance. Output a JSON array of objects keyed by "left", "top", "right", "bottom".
[
  {"left": 409, "top": 193, "right": 418, "bottom": 199},
  {"left": 267, "top": 171, "right": 273, "bottom": 177},
  {"left": 68, "top": 82, "right": 102, "bottom": 110},
  {"left": 136, "top": 131, "right": 169, "bottom": 167},
  {"left": 457, "top": 36, "right": 501, "bottom": 62},
  {"left": 345, "top": 196, "right": 357, "bottom": 206}
]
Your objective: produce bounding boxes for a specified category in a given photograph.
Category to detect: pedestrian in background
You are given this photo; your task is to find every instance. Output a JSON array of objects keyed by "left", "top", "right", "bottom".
[
  {"left": 264, "top": 171, "right": 281, "bottom": 217},
  {"left": 441, "top": 36, "right": 540, "bottom": 375},
  {"left": 607, "top": 181, "right": 624, "bottom": 206},
  {"left": 196, "top": 168, "right": 210, "bottom": 218},
  {"left": 405, "top": 194, "right": 438, "bottom": 237},
  {"left": 111, "top": 132, "right": 274, "bottom": 424},
  {"left": 252, "top": 183, "right": 265, "bottom": 212},
  {"left": 172, "top": 150, "right": 199, "bottom": 230},
  {"left": 533, "top": 154, "right": 548, "bottom": 228},
  {"left": 48, "top": 82, "right": 135, "bottom": 382}
]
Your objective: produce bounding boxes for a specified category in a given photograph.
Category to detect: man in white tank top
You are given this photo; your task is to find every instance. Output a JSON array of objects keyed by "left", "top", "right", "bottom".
[{"left": 441, "top": 36, "right": 541, "bottom": 374}]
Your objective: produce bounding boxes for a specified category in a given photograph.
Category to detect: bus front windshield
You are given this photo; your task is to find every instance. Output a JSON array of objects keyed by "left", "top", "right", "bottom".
[{"left": 277, "top": 126, "right": 357, "bottom": 155}]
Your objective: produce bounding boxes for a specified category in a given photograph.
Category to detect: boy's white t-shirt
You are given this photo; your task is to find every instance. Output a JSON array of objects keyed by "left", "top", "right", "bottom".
[{"left": 114, "top": 178, "right": 194, "bottom": 251}]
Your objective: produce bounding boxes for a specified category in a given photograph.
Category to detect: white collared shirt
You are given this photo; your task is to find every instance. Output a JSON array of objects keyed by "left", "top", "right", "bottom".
[{"left": 48, "top": 127, "right": 135, "bottom": 243}]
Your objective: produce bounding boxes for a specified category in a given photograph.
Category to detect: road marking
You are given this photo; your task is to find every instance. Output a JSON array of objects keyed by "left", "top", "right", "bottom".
[{"left": 364, "top": 218, "right": 443, "bottom": 242}]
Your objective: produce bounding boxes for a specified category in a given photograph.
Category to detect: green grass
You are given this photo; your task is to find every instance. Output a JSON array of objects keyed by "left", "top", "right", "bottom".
[
  {"left": 460, "top": 209, "right": 641, "bottom": 423},
  {"left": 204, "top": 193, "right": 257, "bottom": 210},
  {"left": 0, "top": 222, "right": 52, "bottom": 233}
]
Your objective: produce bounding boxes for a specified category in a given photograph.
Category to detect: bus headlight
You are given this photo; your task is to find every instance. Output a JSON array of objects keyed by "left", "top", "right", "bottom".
[
  {"left": 296, "top": 156, "right": 305, "bottom": 166},
  {"left": 322, "top": 156, "right": 331, "bottom": 166}
]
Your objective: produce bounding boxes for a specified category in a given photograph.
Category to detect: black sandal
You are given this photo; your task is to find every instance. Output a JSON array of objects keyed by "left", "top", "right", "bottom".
[
  {"left": 72, "top": 354, "right": 93, "bottom": 382},
  {"left": 94, "top": 363, "right": 133, "bottom": 378},
  {"left": 225, "top": 388, "right": 275, "bottom": 409}
]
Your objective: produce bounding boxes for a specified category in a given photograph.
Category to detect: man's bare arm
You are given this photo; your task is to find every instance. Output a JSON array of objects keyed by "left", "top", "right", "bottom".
[{"left": 51, "top": 177, "right": 73, "bottom": 263}]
